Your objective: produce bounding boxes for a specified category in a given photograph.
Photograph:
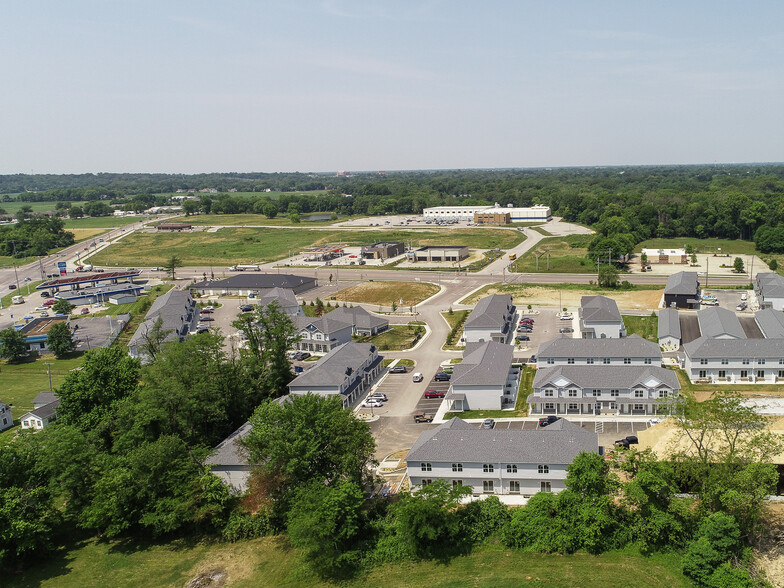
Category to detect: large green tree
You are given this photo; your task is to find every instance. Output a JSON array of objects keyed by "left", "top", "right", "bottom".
[
  {"left": 46, "top": 321, "right": 75, "bottom": 358},
  {"left": 162, "top": 255, "right": 183, "bottom": 280},
  {"left": 0, "top": 327, "right": 28, "bottom": 362},
  {"left": 52, "top": 298, "right": 74, "bottom": 315}
]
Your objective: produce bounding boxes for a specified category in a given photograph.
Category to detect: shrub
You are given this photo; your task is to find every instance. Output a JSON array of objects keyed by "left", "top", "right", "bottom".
[{"left": 222, "top": 509, "right": 273, "bottom": 542}]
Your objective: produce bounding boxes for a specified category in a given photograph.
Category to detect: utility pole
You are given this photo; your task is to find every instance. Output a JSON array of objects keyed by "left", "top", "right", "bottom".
[{"left": 43, "top": 362, "right": 53, "bottom": 392}]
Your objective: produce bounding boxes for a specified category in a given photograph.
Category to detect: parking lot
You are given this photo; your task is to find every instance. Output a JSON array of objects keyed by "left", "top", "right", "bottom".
[
  {"left": 513, "top": 308, "right": 563, "bottom": 361},
  {"left": 411, "top": 374, "right": 450, "bottom": 418}
]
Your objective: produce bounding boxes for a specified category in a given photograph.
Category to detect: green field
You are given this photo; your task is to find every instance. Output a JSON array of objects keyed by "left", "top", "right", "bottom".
[
  {"left": 87, "top": 227, "right": 524, "bottom": 267},
  {"left": 623, "top": 314, "right": 659, "bottom": 342},
  {"left": 636, "top": 237, "right": 758, "bottom": 255},
  {"left": 358, "top": 324, "right": 423, "bottom": 351},
  {"left": 509, "top": 234, "right": 594, "bottom": 273},
  {"left": 5, "top": 536, "right": 693, "bottom": 588},
  {"left": 164, "top": 213, "right": 350, "bottom": 227},
  {"left": 0, "top": 200, "right": 62, "bottom": 214},
  {"left": 63, "top": 216, "right": 142, "bottom": 229}
]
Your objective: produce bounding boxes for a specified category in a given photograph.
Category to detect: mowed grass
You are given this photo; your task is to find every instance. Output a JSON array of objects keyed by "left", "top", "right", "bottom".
[
  {"left": 0, "top": 200, "right": 63, "bottom": 214},
  {"left": 623, "top": 314, "right": 659, "bottom": 342},
  {"left": 360, "top": 324, "right": 421, "bottom": 351},
  {"left": 509, "top": 234, "right": 594, "bottom": 273},
  {"left": 5, "top": 536, "right": 692, "bottom": 588},
  {"left": 88, "top": 228, "right": 523, "bottom": 267},
  {"left": 636, "top": 237, "right": 758, "bottom": 255},
  {"left": 63, "top": 216, "right": 142, "bottom": 229},
  {"left": 334, "top": 281, "right": 440, "bottom": 306}
]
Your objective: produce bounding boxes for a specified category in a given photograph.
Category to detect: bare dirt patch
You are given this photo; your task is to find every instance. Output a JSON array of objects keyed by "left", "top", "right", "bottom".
[
  {"left": 184, "top": 568, "right": 227, "bottom": 588},
  {"left": 335, "top": 281, "right": 440, "bottom": 307},
  {"left": 462, "top": 285, "right": 664, "bottom": 311},
  {"left": 753, "top": 503, "right": 784, "bottom": 588}
]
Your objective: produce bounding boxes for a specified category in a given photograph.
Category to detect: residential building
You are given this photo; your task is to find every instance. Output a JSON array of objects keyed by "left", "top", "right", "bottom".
[
  {"left": 205, "top": 422, "right": 253, "bottom": 493},
  {"left": 445, "top": 341, "right": 519, "bottom": 411},
  {"left": 530, "top": 365, "right": 680, "bottom": 416},
  {"left": 407, "top": 246, "right": 469, "bottom": 263},
  {"left": 537, "top": 335, "right": 662, "bottom": 368},
  {"left": 0, "top": 402, "right": 12, "bottom": 432},
  {"left": 294, "top": 314, "right": 354, "bottom": 353},
  {"left": 697, "top": 306, "right": 745, "bottom": 339},
  {"left": 664, "top": 271, "right": 701, "bottom": 309},
  {"left": 756, "top": 273, "right": 784, "bottom": 311},
  {"left": 18, "top": 316, "right": 70, "bottom": 353},
  {"left": 190, "top": 273, "right": 317, "bottom": 296},
  {"left": 682, "top": 337, "right": 784, "bottom": 383},
  {"left": 20, "top": 399, "right": 60, "bottom": 430},
  {"left": 256, "top": 287, "right": 303, "bottom": 316},
  {"left": 422, "top": 204, "right": 551, "bottom": 223},
  {"left": 288, "top": 342, "right": 384, "bottom": 408},
  {"left": 361, "top": 242, "right": 405, "bottom": 260},
  {"left": 755, "top": 308, "right": 784, "bottom": 339},
  {"left": 658, "top": 308, "right": 681, "bottom": 349},
  {"left": 407, "top": 417, "right": 598, "bottom": 497},
  {"left": 579, "top": 295, "right": 626, "bottom": 339},
  {"left": 128, "top": 289, "right": 197, "bottom": 360},
  {"left": 328, "top": 306, "right": 389, "bottom": 337},
  {"left": 32, "top": 392, "right": 58, "bottom": 409},
  {"left": 463, "top": 294, "right": 516, "bottom": 344}
]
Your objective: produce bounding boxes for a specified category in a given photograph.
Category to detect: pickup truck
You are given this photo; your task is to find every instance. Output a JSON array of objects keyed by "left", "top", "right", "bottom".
[{"left": 413, "top": 412, "right": 435, "bottom": 423}]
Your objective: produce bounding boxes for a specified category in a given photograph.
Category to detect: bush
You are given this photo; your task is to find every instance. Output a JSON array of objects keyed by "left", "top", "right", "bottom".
[
  {"left": 459, "top": 496, "right": 510, "bottom": 543},
  {"left": 222, "top": 509, "right": 273, "bottom": 541},
  {"left": 769, "top": 258, "right": 778, "bottom": 271},
  {"left": 682, "top": 512, "right": 742, "bottom": 585}
]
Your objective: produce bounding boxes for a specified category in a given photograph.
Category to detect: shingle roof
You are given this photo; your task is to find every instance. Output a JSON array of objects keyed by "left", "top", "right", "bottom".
[
  {"left": 658, "top": 308, "right": 681, "bottom": 340},
  {"left": 755, "top": 309, "right": 784, "bottom": 339},
  {"left": 329, "top": 306, "right": 389, "bottom": 331},
  {"left": 256, "top": 287, "right": 299, "bottom": 309},
  {"left": 757, "top": 273, "right": 784, "bottom": 299},
  {"left": 32, "top": 392, "right": 58, "bottom": 407},
  {"left": 295, "top": 313, "right": 353, "bottom": 336},
  {"left": 20, "top": 399, "right": 60, "bottom": 421},
  {"left": 580, "top": 295, "right": 622, "bottom": 323},
  {"left": 407, "top": 417, "right": 598, "bottom": 464},
  {"left": 289, "top": 342, "right": 377, "bottom": 388},
  {"left": 537, "top": 334, "right": 661, "bottom": 360},
  {"left": 533, "top": 365, "right": 680, "bottom": 390},
  {"left": 190, "top": 274, "right": 317, "bottom": 291},
  {"left": 451, "top": 341, "right": 513, "bottom": 387},
  {"left": 698, "top": 307, "right": 746, "bottom": 339},
  {"left": 129, "top": 289, "right": 194, "bottom": 349},
  {"left": 464, "top": 294, "right": 513, "bottom": 330},
  {"left": 205, "top": 422, "right": 252, "bottom": 467},
  {"left": 665, "top": 271, "right": 700, "bottom": 296},
  {"left": 684, "top": 336, "right": 784, "bottom": 359}
]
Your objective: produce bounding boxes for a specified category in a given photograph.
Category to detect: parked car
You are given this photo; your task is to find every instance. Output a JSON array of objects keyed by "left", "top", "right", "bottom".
[
  {"left": 516, "top": 335, "right": 530, "bottom": 341},
  {"left": 539, "top": 416, "right": 560, "bottom": 427},
  {"left": 736, "top": 303, "right": 747, "bottom": 311},
  {"left": 368, "top": 393, "right": 388, "bottom": 402},
  {"left": 40, "top": 291, "right": 51, "bottom": 297},
  {"left": 741, "top": 292, "right": 748, "bottom": 301},
  {"left": 239, "top": 304, "right": 254, "bottom": 312},
  {"left": 199, "top": 316, "right": 215, "bottom": 321},
  {"left": 195, "top": 326, "right": 209, "bottom": 334},
  {"left": 424, "top": 389, "right": 445, "bottom": 399},
  {"left": 614, "top": 439, "right": 631, "bottom": 449},
  {"left": 80, "top": 307, "right": 90, "bottom": 314},
  {"left": 559, "top": 313, "right": 573, "bottom": 320},
  {"left": 202, "top": 305, "right": 215, "bottom": 311},
  {"left": 434, "top": 372, "right": 451, "bottom": 382},
  {"left": 287, "top": 351, "right": 298, "bottom": 359},
  {"left": 559, "top": 327, "right": 574, "bottom": 333},
  {"left": 8, "top": 284, "right": 17, "bottom": 290},
  {"left": 414, "top": 412, "right": 434, "bottom": 423},
  {"left": 412, "top": 372, "right": 424, "bottom": 383},
  {"left": 361, "top": 399, "right": 383, "bottom": 408},
  {"left": 389, "top": 365, "right": 407, "bottom": 373},
  {"left": 200, "top": 308, "right": 214, "bottom": 314},
  {"left": 529, "top": 354, "right": 537, "bottom": 363},
  {"left": 482, "top": 419, "right": 495, "bottom": 429},
  {"left": 34, "top": 306, "right": 48, "bottom": 312},
  {"left": 42, "top": 299, "right": 56, "bottom": 307}
]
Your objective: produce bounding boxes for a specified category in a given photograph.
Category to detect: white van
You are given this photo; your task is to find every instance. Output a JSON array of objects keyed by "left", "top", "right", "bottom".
[
  {"left": 12, "top": 295, "right": 24, "bottom": 305},
  {"left": 412, "top": 372, "right": 424, "bottom": 383}
]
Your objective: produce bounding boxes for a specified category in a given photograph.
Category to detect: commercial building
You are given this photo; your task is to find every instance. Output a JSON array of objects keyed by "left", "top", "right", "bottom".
[
  {"left": 463, "top": 294, "right": 516, "bottom": 344},
  {"left": 37, "top": 270, "right": 142, "bottom": 293},
  {"left": 128, "top": 289, "right": 197, "bottom": 360},
  {"left": 407, "top": 246, "right": 469, "bottom": 263},
  {"left": 445, "top": 341, "right": 518, "bottom": 411},
  {"left": 422, "top": 204, "right": 551, "bottom": 223},
  {"left": 288, "top": 342, "right": 384, "bottom": 408},
  {"left": 640, "top": 248, "right": 688, "bottom": 264},
  {"left": 190, "top": 273, "right": 317, "bottom": 296},
  {"left": 301, "top": 244, "right": 345, "bottom": 262},
  {"left": 361, "top": 242, "right": 405, "bottom": 260},
  {"left": 474, "top": 211, "right": 510, "bottom": 225},
  {"left": 407, "top": 417, "right": 598, "bottom": 497},
  {"left": 579, "top": 295, "right": 626, "bottom": 339},
  {"left": 537, "top": 335, "right": 662, "bottom": 368},
  {"left": 664, "top": 271, "right": 701, "bottom": 309},
  {"left": 756, "top": 273, "right": 784, "bottom": 311},
  {"left": 658, "top": 308, "right": 681, "bottom": 349},
  {"left": 18, "top": 316, "right": 71, "bottom": 353}
]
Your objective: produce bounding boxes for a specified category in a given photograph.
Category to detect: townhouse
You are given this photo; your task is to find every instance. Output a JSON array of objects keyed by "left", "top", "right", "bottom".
[
  {"left": 682, "top": 338, "right": 784, "bottom": 383},
  {"left": 444, "top": 341, "right": 519, "bottom": 411},
  {"left": 664, "top": 271, "right": 701, "bottom": 309},
  {"left": 463, "top": 294, "right": 516, "bottom": 344},
  {"left": 756, "top": 272, "right": 784, "bottom": 311},
  {"left": 293, "top": 314, "right": 354, "bottom": 353},
  {"left": 579, "top": 295, "right": 626, "bottom": 339},
  {"left": 255, "top": 287, "right": 303, "bottom": 316},
  {"left": 128, "top": 289, "right": 197, "bottom": 361},
  {"left": 536, "top": 335, "right": 662, "bottom": 368}
]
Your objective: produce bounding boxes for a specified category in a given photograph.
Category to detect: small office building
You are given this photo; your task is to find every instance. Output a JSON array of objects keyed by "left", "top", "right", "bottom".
[
  {"left": 361, "top": 242, "right": 405, "bottom": 260},
  {"left": 408, "top": 246, "right": 469, "bottom": 263}
]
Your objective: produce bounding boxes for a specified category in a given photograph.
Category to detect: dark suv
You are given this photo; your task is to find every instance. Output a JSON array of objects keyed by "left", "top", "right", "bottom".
[
  {"left": 538, "top": 416, "right": 560, "bottom": 427},
  {"left": 434, "top": 372, "right": 451, "bottom": 382}
]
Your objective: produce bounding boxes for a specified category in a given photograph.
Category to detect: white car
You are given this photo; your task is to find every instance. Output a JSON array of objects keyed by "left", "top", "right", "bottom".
[
  {"left": 202, "top": 305, "right": 215, "bottom": 311},
  {"left": 412, "top": 372, "right": 424, "bottom": 383},
  {"left": 740, "top": 293, "right": 748, "bottom": 301},
  {"left": 361, "top": 399, "right": 383, "bottom": 408},
  {"left": 559, "top": 314, "right": 573, "bottom": 320},
  {"left": 34, "top": 306, "right": 48, "bottom": 312}
]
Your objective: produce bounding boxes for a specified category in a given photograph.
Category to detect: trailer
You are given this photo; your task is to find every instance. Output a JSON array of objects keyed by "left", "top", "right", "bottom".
[{"left": 228, "top": 264, "right": 261, "bottom": 271}]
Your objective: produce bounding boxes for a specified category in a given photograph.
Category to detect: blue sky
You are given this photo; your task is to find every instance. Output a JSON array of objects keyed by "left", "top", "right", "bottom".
[{"left": 1, "top": 1, "right": 783, "bottom": 173}]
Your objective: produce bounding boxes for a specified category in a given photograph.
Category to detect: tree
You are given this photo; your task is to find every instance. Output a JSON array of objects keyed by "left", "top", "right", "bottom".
[
  {"left": 691, "top": 252, "right": 698, "bottom": 265},
  {"left": 162, "top": 255, "right": 182, "bottom": 280},
  {"left": 597, "top": 264, "right": 619, "bottom": 288},
  {"left": 769, "top": 258, "right": 778, "bottom": 271},
  {"left": 52, "top": 298, "right": 74, "bottom": 315},
  {"left": 47, "top": 321, "right": 75, "bottom": 358},
  {"left": 182, "top": 200, "right": 199, "bottom": 216},
  {"left": 138, "top": 316, "right": 172, "bottom": 362},
  {"left": 733, "top": 257, "right": 745, "bottom": 273},
  {"left": 290, "top": 212, "right": 301, "bottom": 223},
  {"left": 681, "top": 512, "right": 742, "bottom": 586},
  {"left": 0, "top": 327, "right": 28, "bottom": 362},
  {"left": 262, "top": 203, "right": 277, "bottom": 219},
  {"left": 0, "top": 486, "right": 60, "bottom": 566},
  {"left": 640, "top": 252, "right": 648, "bottom": 265}
]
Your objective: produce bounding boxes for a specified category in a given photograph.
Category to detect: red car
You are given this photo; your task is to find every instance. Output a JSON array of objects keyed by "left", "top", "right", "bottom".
[
  {"left": 424, "top": 389, "right": 445, "bottom": 399},
  {"left": 42, "top": 299, "right": 56, "bottom": 307},
  {"left": 80, "top": 307, "right": 90, "bottom": 314}
]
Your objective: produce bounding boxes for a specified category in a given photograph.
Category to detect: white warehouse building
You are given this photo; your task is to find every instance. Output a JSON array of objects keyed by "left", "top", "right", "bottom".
[{"left": 422, "top": 203, "right": 551, "bottom": 222}]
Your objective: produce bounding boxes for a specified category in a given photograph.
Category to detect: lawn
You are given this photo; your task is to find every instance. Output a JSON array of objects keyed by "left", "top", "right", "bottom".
[
  {"left": 300, "top": 302, "right": 338, "bottom": 317},
  {"left": 445, "top": 365, "right": 535, "bottom": 419},
  {"left": 442, "top": 309, "right": 470, "bottom": 350},
  {"left": 4, "top": 536, "right": 692, "bottom": 588},
  {"left": 357, "top": 324, "right": 423, "bottom": 351},
  {"left": 623, "top": 314, "right": 659, "bottom": 342},
  {"left": 530, "top": 225, "right": 554, "bottom": 236},
  {"left": 87, "top": 227, "right": 523, "bottom": 267},
  {"left": 334, "top": 281, "right": 440, "bottom": 307},
  {"left": 509, "top": 234, "right": 594, "bottom": 273},
  {"left": 63, "top": 216, "right": 142, "bottom": 229},
  {"left": 636, "top": 237, "right": 758, "bottom": 256}
]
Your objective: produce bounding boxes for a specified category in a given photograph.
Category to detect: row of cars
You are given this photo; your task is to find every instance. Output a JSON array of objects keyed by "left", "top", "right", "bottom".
[{"left": 515, "top": 317, "right": 535, "bottom": 342}]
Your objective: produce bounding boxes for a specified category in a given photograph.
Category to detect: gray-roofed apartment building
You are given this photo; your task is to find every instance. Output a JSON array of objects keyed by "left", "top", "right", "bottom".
[
  {"left": 756, "top": 273, "right": 784, "bottom": 311},
  {"left": 294, "top": 314, "right": 354, "bottom": 353},
  {"left": 255, "top": 287, "right": 303, "bottom": 316},
  {"left": 755, "top": 308, "right": 784, "bottom": 339},
  {"left": 463, "top": 294, "right": 516, "bottom": 344},
  {"left": 128, "top": 289, "right": 197, "bottom": 361},
  {"left": 579, "top": 295, "right": 626, "bottom": 339},
  {"left": 329, "top": 306, "right": 389, "bottom": 337},
  {"left": 407, "top": 417, "right": 598, "bottom": 498},
  {"left": 537, "top": 335, "right": 662, "bottom": 367},
  {"left": 664, "top": 271, "right": 701, "bottom": 309},
  {"left": 697, "top": 306, "right": 746, "bottom": 340},
  {"left": 682, "top": 337, "right": 784, "bottom": 383},
  {"left": 444, "top": 341, "right": 519, "bottom": 411},
  {"left": 658, "top": 308, "right": 681, "bottom": 349}
]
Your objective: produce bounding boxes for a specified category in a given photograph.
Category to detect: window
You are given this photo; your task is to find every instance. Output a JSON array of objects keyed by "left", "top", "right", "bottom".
[
  {"left": 610, "top": 390, "right": 619, "bottom": 397},
  {"left": 452, "top": 480, "right": 462, "bottom": 487},
  {"left": 507, "top": 464, "right": 518, "bottom": 473},
  {"left": 644, "top": 358, "right": 652, "bottom": 364},
  {"left": 421, "top": 463, "right": 432, "bottom": 472},
  {"left": 591, "top": 389, "right": 600, "bottom": 396},
  {"left": 700, "top": 359, "right": 708, "bottom": 365},
  {"left": 544, "top": 403, "right": 554, "bottom": 410},
  {"left": 2, "top": 418, "right": 6, "bottom": 426},
  {"left": 658, "top": 390, "right": 668, "bottom": 398},
  {"left": 742, "top": 359, "right": 750, "bottom": 365},
  {"left": 634, "top": 404, "right": 644, "bottom": 411},
  {"left": 740, "top": 370, "right": 748, "bottom": 378},
  {"left": 634, "top": 390, "right": 644, "bottom": 398},
  {"left": 568, "top": 403, "right": 578, "bottom": 411},
  {"left": 483, "top": 464, "right": 494, "bottom": 473},
  {"left": 610, "top": 402, "right": 617, "bottom": 410},
  {"left": 509, "top": 481, "right": 520, "bottom": 493},
  {"left": 718, "top": 370, "right": 726, "bottom": 378},
  {"left": 547, "top": 358, "right": 555, "bottom": 364},
  {"left": 544, "top": 389, "right": 554, "bottom": 397},
  {"left": 757, "top": 370, "right": 765, "bottom": 378},
  {"left": 538, "top": 464, "right": 549, "bottom": 474},
  {"left": 483, "top": 480, "right": 494, "bottom": 493},
  {"left": 624, "top": 358, "right": 631, "bottom": 364},
  {"left": 452, "top": 463, "right": 462, "bottom": 472},
  {"left": 540, "top": 481, "right": 552, "bottom": 492},
  {"left": 779, "top": 359, "right": 784, "bottom": 365},
  {"left": 758, "top": 359, "right": 766, "bottom": 365},
  {"left": 586, "top": 358, "right": 594, "bottom": 364},
  {"left": 603, "top": 357, "right": 611, "bottom": 364},
  {"left": 567, "top": 358, "right": 574, "bottom": 364},
  {"left": 568, "top": 389, "right": 578, "bottom": 397},
  {"left": 721, "top": 359, "right": 728, "bottom": 365},
  {"left": 422, "top": 479, "right": 432, "bottom": 486},
  {"left": 699, "top": 370, "right": 707, "bottom": 378}
]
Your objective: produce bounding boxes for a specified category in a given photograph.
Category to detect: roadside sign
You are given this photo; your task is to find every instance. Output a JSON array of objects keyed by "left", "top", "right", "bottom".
[{"left": 57, "top": 261, "right": 67, "bottom": 268}]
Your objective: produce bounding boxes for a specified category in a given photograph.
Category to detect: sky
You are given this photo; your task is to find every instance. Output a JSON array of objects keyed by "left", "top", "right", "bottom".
[{"left": 1, "top": 0, "right": 783, "bottom": 174}]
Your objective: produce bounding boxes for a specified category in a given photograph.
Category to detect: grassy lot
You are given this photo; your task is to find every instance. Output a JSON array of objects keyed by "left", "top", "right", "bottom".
[
  {"left": 636, "top": 237, "right": 758, "bottom": 255},
  {"left": 69, "top": 228, "right": 109, "bottom": 244},
  {"left": 163, "top": 213, "right": 350, "bottom": 227},
  {"left": 623, "top": 314, "right": 659, "bottom": 342},
  {"left": 442, "top": 309, "right": 470, "bottom": 350},
  {"left": 300, "top": 302, "right": 338, "bottom": 317},
  {"left": 0, "top": 200, "right": 63, "bottom": 214},
  {"left": 509, "top": 234, "right": 594, "bottom": 273},
  {"left": 87, "top": 227, "right": 523, "bottom": 267},
  {"left": 334, "top": 281, "right": 440, "bottom": 307},
  {"left": 530, "top": 226, "right": 554, "bottom": 236},
  {"left": 5, "top": 535, "right": 692, "bottom": 588},
  {"left": 461, "top": 282, "right": 663, "bottom": 306},
  {"left": 63, "top": 216, "right": 142, "bottom": 229},
  {"left": 357, "top": 323, "right": 423, "bottom": 351},
  {"left": 102, "top": 285, "right": 175, "bottom": 349},
  {"left": 465, "top": 249, "right": 507, "bottom": 272}
]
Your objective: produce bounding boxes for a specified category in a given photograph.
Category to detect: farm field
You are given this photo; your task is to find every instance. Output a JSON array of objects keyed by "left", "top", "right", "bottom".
[
  {"left": 333, "top": 281, "right": 440, "bottom": 307},
  {"left": 0, "top": 200, "right": 62, "bottom": 214},
  {"left": 508, "top": 234, "right": 594, "bottom": 273},
  {"left": 87, "top": 227, "right": 524, "bottom": 267}
]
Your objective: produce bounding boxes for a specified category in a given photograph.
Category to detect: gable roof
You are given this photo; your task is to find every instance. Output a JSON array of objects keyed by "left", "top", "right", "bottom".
[
  {"left": 256, "top": 287, "right": 299, "bottom": 309},
  {"left": 665, "top": 271, "right": 700, "bottom": 296},
  {"left": 451, "top": 341, "right": 513, "bottom": 387},
  {"left": 537, "top": 334, "right": 661, "bottom": 360},
  {"left": 295, "top": 313, "right": 353, "bottom": 336},
  {"left": 129, "top": 289, "right": 194, "bottom": 349},
  {"left": 684, "top": 336, "right": 784, "bottom": 359},
  {"left": 533, "top": 365, "right": 680, "bottom": 390},
  {"left": 329, "top": 306, "right": 389, "bottom": 331},
  {"left": 755, "top": 309, "right": 784, "bottom": 339},
  {"left": 205, "top": 421, "right": 252, "bottom": 467},
  {"left": 658, "top": 308, "right": 681, "bottom": 340},
  {"left": 464, "top": 294, "right": 513, "bottom": 330},
  {"left": 698, "top": 306, "right": 746, "bottom": 339},
  {"left": 20, "top": 399, "right": 60, "bottom": 421},
  {"left": 407, "top": 417, "right": 598, "bottom": 464},
  {"left": 32, "top": 391, "right": 58, "bottom": 407},
  {"left": 580, "top": 295, "right": 622, "bottom": 323},
  {"left": 289, "top": 342, "right": 377, "bottom": 389},
  {"left": 757, "top": 273, "right": 784, "bottom": 300}
]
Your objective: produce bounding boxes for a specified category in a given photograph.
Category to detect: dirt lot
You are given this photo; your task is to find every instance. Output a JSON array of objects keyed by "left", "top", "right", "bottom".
[
  {"left": 334, "top": 281, "right": 441, "bottom": 307},
  {"left": 462, "top": 285, "right": 664, "bottom": 311}
]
